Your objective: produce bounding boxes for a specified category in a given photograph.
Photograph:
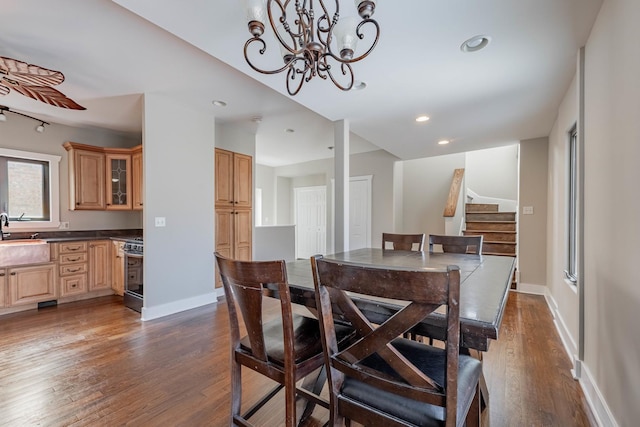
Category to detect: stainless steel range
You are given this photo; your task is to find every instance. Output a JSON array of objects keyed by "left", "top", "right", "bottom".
[{"left": 123, "top": 238, "right": 144, "bottom": 312}]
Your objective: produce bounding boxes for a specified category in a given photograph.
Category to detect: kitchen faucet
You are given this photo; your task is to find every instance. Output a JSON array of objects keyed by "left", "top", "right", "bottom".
[{"left": 0, "top": 212, "right": 9, "bottom": 240}]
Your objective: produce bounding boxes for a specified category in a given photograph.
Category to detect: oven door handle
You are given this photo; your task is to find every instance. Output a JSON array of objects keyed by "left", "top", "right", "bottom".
[{"left": 125, "top": 252, "right": 144, "bottom": 259}]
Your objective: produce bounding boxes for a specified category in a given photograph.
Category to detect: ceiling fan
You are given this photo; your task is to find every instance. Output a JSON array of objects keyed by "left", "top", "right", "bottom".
[{"left": 0, "top": 55, "right": 85, "bottom": 110}]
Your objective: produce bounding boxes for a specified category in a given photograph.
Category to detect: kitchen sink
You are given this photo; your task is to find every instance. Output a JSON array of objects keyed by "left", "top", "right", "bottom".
[{"left": 0, "top": 239, "right": 50, "bottom": 267}]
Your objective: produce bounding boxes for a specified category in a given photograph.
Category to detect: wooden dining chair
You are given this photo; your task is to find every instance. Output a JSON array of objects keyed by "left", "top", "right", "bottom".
[
  {"left": 215, "top": 252, "right": 353, "bottom": 427},
  {"left": 310, "top": 255, "right": 482, "bottom": 427},
  {"left": 429, "top": 234, "right": 484, "bottom": 255},
  {"left": 382, "top": 232, "right": 426, "bottom": 251}
]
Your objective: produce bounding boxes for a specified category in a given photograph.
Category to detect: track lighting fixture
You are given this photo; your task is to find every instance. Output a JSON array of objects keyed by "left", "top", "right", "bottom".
[{"left": 0, "top": 105, "right": 50, "bottom": 133}]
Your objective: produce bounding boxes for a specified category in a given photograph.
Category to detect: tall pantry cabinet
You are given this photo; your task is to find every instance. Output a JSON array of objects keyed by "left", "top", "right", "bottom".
[{"left": 215, "top": 148, "right": 252, "bottom": 288}]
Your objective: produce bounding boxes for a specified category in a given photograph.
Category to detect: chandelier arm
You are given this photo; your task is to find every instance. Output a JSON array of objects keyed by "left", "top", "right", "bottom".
[
  {"left": 244, "top": 38, "right": 296, "bottom": 75},
  {"left": 267, "top": 0, "right": 301, "bottom": 56},
  {"left": 323, "top": 58, "right": 354, "bottom": 91},
  {"left": 286, "top": 60, "right": 307, "bottom": 96}
]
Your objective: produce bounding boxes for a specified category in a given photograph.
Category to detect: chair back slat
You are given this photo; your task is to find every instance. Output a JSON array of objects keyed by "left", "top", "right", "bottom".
[
  {"left": 382, "top": 232, "right": 426, "bottom": 251},
  {"left": 428, "top": 234, "right": 483, "bottom": 255}
]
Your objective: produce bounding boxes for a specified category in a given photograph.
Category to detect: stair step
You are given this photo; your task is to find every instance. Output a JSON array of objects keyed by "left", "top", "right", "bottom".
[
  {"left": 465, "top": 203, "right": 499, "bottom": 213},
  {"left": 483, "top": 251, "right": 517, "bottom": 257},
  {"left": 466, "top": 211, "right": 516, "bottom": 222},
  {"left": 483, "top": 241, "right": 517, "bottom": 255},
  {"left": 465, "top": 221, "right": 516, "bottom": 232},
  {"left": 463, "top": 230, "right": 516, "bottom": 242}
]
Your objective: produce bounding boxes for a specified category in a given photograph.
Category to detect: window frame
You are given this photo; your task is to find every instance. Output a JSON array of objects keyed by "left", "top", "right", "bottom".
[{"left": 0, "top": 147, "right": 61, "bottom": 230}]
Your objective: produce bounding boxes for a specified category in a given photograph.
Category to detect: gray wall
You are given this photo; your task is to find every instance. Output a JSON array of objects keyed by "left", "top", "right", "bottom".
[
  {"left": 547, "top": 0, "right": 640, "bottom": 424},
  {"left": 0, "top": 109, "right": 142, "bottom": 231},
  {"left": 519, "top": 138, "right": 548, "bottom": 287},
  {"left": 142, "top": 93, "right": 216, "bottom": 319}
]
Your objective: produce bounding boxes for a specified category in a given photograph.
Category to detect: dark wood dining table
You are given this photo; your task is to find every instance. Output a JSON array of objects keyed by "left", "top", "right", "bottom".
[{"left": 282, "top": 247, "right": 516, "bottom": 352}]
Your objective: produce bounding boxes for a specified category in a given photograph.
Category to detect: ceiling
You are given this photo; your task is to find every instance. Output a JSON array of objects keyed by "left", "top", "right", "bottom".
[{"left": 0, "top": 0, "right": 602, "bottom": 167}]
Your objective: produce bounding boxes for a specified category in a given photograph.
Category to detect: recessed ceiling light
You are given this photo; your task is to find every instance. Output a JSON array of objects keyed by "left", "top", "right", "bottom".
[
  {"left": 460, "top": 35, "right": 491, "bottom": 53},
  {"left": 416, "top": 115, "right": 430, "bottom": 123},
  {"left": 438, "top": 139, "right": 450, "bottom": 145},
  {"left": 285, "top": 128, "right": 295, "bottom": 133},
  {"left": 212, "top": 100, "right": 227, "bottom": 107}
]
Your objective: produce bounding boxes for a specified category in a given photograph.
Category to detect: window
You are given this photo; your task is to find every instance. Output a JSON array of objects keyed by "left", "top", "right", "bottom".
[
  {"left": 0, "top": 148, "right": 61, "bottom": 230},
  {"left": 565, "top": 126, "right": 578, "bottom": 285}
]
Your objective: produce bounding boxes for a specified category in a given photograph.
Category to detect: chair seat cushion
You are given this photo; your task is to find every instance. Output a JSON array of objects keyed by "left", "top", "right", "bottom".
[
  {"left": 340, "top": 338, "right": 482, "bottom": 427},
  {"left": 241, "top": 314, "right": 353, "bottom": 366}
]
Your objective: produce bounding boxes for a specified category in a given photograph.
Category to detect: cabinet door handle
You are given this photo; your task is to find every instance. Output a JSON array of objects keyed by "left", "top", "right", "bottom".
[
  {"left": 10, "top": 272, "right": 16, "bottom": 276},
  {"left": 68, "top": 268, "right": 82, "bottom": 273},
  {"left": 0, "top": 273, "right": 5, "bottom": 276},
  {"left": 69, "top": 257, "right": 80, "bottom": 261}
]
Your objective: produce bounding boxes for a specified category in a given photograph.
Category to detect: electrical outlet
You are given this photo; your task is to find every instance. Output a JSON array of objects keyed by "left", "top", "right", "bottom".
[
  {"left": 59, "top": 221, "right": 70, "bottom": 229},
  {"left": 154, "top": 217, "right": 166, "bottom": 227}
]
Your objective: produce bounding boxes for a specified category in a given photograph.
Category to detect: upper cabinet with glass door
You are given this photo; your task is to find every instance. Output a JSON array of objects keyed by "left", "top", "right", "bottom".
[
  {"left": 64, "top": 142, "right": 142, "bottom": 211},
  {"left": 105, "top": 151, "right": 132, "bottom": 210}
]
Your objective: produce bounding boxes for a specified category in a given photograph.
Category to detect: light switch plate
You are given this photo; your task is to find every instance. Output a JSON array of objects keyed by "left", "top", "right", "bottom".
[
  {"left": 522, "top": 206, "right": 534, "bottom": 215},
  {"left": 155, "top": 217, "right": 166, "bottom": 227}
]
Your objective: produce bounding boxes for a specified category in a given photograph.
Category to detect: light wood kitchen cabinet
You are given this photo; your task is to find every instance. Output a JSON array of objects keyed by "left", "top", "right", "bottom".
[
  {"left": 0, "top": 269, "right": 6, "bottom": 308},
  {"left": 64, "top": 142, "right": 106, "bottom": 210},
  {"left": 215, "top": 148, "right": 252, "bottom": 209},
  {"left": 58, "top": 241, "right": 89, "bottom": 297},
  {"left": 215, "top": 148, "right": 253, "bottom": 288},
  {"left": 132, "top": 145, "right": 143, "bottom": 210},
  {"left": 8, "top": 263, "right": 57, "bottom": 306},
  {"left": 105, "top": 151, "right": 132, "bottom": 210},
  {"left": 112, "top": 241, "right": 125, "bottom": 296},
  {"left": 64, "top": 142, "right": 143, "bottom": 211},
  {"left": 89, "top": 240, "right": 112, "bottom": 291}
]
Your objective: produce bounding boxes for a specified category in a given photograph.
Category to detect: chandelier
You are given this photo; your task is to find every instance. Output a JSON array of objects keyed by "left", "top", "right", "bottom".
[{"left": 242, "top": 0, "right": 380, "bottom": 96}]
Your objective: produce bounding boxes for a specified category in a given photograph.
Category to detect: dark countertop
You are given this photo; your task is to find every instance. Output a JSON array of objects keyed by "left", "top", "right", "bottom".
[{"left": 6, "top": 229, "right": 142, "bottom": 243}]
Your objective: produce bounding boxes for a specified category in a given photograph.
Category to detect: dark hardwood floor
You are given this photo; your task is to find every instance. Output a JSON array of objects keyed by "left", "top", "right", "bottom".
[{"left": 0, "top": 292, "right": 596, "bottom": 426}]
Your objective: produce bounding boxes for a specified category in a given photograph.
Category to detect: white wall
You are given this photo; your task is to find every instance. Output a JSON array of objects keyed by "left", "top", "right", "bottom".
[
  {"left": 255, "top": 164, "right": 276, "bottom": 225},
  {"left": 266, "top": 149, "right": 399, "bottom": 252},
  {"left": 465, "top": 144, "right": 519, "bottom": 200},
  {"left": 547, "top": 0, "right": 640, "bottom": 424},
  {"left": 582, "top": 0, "right": 639, "bottom": 424},
  {"left": 141, "top": 93, "right": 216, "bottom": 320},
  {"left": 0, "top": 110, "right": 142, "bottom": 232},
  {"left": 401, "top": 153, "right": 466, "bottom": 235}
]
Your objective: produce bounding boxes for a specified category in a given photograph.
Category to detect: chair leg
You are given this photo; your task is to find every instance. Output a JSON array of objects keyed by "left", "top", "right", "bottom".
[
  {"left": 285, "top": 371, "right": 297, "bottom": 427},
  {"left": 465, "top": 383, "right": 482, "bottom": 427},
  {"left": 230, "top": 358, "right": 242, "bottom": 423}
]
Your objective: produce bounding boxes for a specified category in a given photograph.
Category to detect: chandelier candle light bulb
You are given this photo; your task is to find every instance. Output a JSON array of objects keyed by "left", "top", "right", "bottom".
[{"left": 242, "top": 0, "right": 380, "bottom": 96}]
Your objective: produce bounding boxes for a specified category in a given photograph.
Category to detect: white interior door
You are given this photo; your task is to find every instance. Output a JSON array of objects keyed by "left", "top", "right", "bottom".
[
  {"left": 349, "top": 176, "right": 372, "bottom": 250},
  {"left": 294, "top": 186, "right": 326, "bottom": 259}
]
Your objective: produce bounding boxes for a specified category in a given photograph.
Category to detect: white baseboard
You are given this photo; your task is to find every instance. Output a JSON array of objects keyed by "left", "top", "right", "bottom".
[
  {"left": 537, "top": 289, "right": 618, "bottom": 427},
  {"left": 141, "top": 292, "right": 218, "bottom": 321},
  {"left": 515, "top": 282, "right": 548, "bottom": 295},
  {"left": 577, "top": 360, "right": 619, "bottom": 427}
]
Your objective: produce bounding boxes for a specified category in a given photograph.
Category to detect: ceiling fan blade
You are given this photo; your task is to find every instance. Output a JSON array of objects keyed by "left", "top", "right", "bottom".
[
  {"left": 0, "top": 56, "right": 65, "bottom": 87},
  {"left": 10, "top": 84, "right": 85, "bottom": 110},
  {"left": 0, "top": 84, "right": 9, "bottom": 96}
]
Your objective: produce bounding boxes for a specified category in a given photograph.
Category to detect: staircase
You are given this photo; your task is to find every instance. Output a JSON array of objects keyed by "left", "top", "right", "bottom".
[{"left": 463, "top": 203, "right": 517, "bottom": 288}]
